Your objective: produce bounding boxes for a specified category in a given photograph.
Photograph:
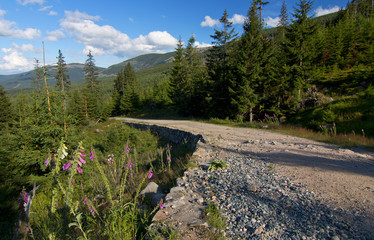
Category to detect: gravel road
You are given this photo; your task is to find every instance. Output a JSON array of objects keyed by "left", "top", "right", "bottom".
[{"left": 117, "top": 118, "right": 374, "bottom": 239}]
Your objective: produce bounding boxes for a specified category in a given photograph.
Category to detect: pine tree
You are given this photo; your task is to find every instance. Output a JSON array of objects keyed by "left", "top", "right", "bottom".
[
  {"left": 83, "top": 50, "right": 100, "bottom": 119},
  {"left": 284, "top": 0, "right": 316, "bottom": 109},
  {"left": 207, "top": 9, "right": 238, "bottom": 118},
  {"left": 54, "top": 50, "right": 70, "bottom": 92},
  {"left": 120, "top": 63, "right": 139, "bottom": 114},
  {"left": 231, "top": 0, "right": 264, "bottom": 122},
  {"left": 168, "top": 38, "right": 187, "bottom": 113},
  {"left": 0, "top": 85, "right": 12, "bottom": 130}
]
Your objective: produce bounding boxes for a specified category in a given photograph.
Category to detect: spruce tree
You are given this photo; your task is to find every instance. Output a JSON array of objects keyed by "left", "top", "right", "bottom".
[
  {"left": 120, "top": 63, "right": 139, "bottom": 114},
  {"left": 83, "top": 50, "right": 100, "bottom": 119},
  {"left": 207, "top": 9, "right": 238, "bottom": 118},
  {"left": 232, "top": 0, "right": 264, "bottom": 122},
  {"left": 168, "top": 38, "right": 187, "bottom": 114},
  {"left": 0, "top": 85, "right": 12, "bottom": 130},
  {"left": 54, "top": 50, "right": 70, "bottom": 92},
  {"left": 284, "top": 0, "right": 316, "bottom": 109}
]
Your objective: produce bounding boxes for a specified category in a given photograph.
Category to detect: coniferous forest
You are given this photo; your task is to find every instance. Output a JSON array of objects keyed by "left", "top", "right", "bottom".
[{"left": 0, "top": 0, "right": 373, "bottom": 238}]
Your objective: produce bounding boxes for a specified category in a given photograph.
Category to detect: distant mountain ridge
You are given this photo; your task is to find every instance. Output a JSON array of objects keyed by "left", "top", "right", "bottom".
[{"left": 0, "top": 52, "right": 176, "bottom": 90}]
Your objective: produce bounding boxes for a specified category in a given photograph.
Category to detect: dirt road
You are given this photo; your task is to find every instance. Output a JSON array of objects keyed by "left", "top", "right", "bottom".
[{"left": 118, "top": 118, "right": 374, "bottom": 232}]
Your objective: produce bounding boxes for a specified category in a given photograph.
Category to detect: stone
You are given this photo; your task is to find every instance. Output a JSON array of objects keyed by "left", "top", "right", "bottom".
[
  {"left": 140, "top": 182, "right": 163, "bottom": 199},
  {"left": 170, "top": 186, "right": 185, "bottom": 193}
]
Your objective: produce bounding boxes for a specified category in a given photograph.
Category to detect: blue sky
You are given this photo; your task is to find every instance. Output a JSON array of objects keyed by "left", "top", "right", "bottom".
[{"left": 0, "top": 0, "right": 348, "bottom": 74}]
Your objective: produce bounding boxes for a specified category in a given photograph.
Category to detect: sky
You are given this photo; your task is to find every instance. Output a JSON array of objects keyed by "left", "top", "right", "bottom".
[{"left": 0, "top": 0, "right": 349, "bottom": 75}]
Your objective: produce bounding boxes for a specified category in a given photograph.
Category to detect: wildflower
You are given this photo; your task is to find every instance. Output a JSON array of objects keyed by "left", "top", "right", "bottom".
[
  {"left": 89, "top": 152, "right": 94, "bottom": 161},
  {"left": 44, "top": 157, "right": 50, "bottom": 167},
  {"left": 24, "top": 194, "right": 29, "bottom": 204},
  {"left": 148, "top": 169, "right": 153, "bottom": 179},
  {"left": 126, "top": 144, "right": 130, "bottom": 153},
  {"left": 83, "top": 199, "right": 86, "bottom": 204},
  {"left": 81, "top": 152, "right": 87, "bottom": 157},
  {"left": 80, "top": 183, "right": 83, "bottom": 188},
  {"left": 77, "top": 165, "right": 83, "bottom": 174},
  {"left": 61, "top": 149, "right": 68, "bottom": 159},
  {"left": 167, "top": 157, "right": 171, "bottom": 163},
  {"left": 160, "top": 200, "right": 164, "bottom": 209},
  {"left": 129, "top": 159, "right": 132, "bottom": 168},
  {"left": 62, "top": 161, "right": 71, "bottom": 170},
  {"left": 90, "top": 206, "right": 95, "bottom": 215},
  {"left": 79, "top": 156, "right": 86, "bottom": 165}
]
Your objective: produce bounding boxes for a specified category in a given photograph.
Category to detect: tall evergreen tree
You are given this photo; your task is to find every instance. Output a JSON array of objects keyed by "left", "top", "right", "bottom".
[
  {"left": 168, "top": 38, "right": 187, "bottom": 114},
  {"left": 83, "top": 50, "right": 100, "bottom": 119},
  {"left": 207, "top": 9, "right": 238, "bottom": 118},
  {"left": 0, "top": 85, "right": 12, "bottom": 130},
  {"left": 283, "top": 0, "right": 316, "bottom": 109},
  {"left": 54, "top": 50, "right": 70, "bottom": 92},
  {"left": 120, "top": 63, "right": 139, "bottom": 114},
  {"left": 231, "top": 0, "right": 265, "bottom": 122}
]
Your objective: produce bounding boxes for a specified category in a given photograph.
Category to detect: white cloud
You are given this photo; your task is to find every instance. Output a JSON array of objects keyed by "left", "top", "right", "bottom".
[
  {"left": 0, "top": 9, "right": 40, "bottom": 39},
  {"left": 59, "top": 10, "right": 178, "bottom": 58},
  {"left": 194, "top": 41, "right": 212, "bottom": 48},
  {"left": 315, "top": 6, "right": 341, "bottom": 17},
  {"left": 0, "top": 43, "right": 39, "bottom": 73},
  {"left": 48, "top": 11, "right": 58, "bottom": 16},
  {"left": 200, "top": 16, "right": 220, "bottom": 27},
  {"left": 265, "top": 16, "right": 280, "bottom": 28},
  {"left": 39, "top": 5, "right": 52, "bottom": 11},
  {"left": 229, "top": 14, "right": 246, "bottom": 25},
  {"left": 17, "top": 0, "right": 45, "bottom": 6},
  {"left": 46, "top": 29, "right": 65, "bottom": 41}
]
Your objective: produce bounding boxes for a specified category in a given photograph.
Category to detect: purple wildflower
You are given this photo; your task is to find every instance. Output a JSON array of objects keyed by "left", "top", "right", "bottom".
[
  {"left": 147, "top": 169, "right": 153, "bottom": 179},
  {"left": 126, "top": 144, "right": 130, "bottom": 153},
  {"left": 79, "top": 156, "right": 86, "bottom": 165},
  {"left": 129, "top": 159, "right": 132, "bottom": 168},
  {"left": 89, "top": 152, "right": 94, "bottom": 161},
  {"left": 24, "top": 194, "right": 29, "bottom": 204},
  {"left": 83, "top": 199, "right": 86, "bottom": 204},
  {"left": 90, "top": 206, "right": 95, "bottom": 215},
  {"left": 45, "top": 157, "right": 50, "bottom": 167},
  {"left": 77, "top": 165, "right": 83, "bottom": 174},
  {"left": 160, "top": 200, "right": 164, "bottom": 209},
  {"left": 62, "top": 161, "right": 71, "bottom": 170},
  {"left": 81, "top": 152, "right": 87, "bottom": 157},
  {"left": 167, "top": 157, "right": 171, "bottom": 163}
]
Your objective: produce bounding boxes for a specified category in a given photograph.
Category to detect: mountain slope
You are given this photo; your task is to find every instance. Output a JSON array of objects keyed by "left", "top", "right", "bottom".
[
  {"left": 101, "top": 52, "right": 175, "bottom": 75},
  {"left": 0, "top": 52, "right": 176, "bottom": 90}
]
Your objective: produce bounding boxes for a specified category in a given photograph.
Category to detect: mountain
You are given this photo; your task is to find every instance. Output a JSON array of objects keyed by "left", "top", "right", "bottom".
[
  {"left": 101, "top": 52, "right": 175, "bottom": 75},
  {"left": 0, "top": 52, "right": 176, "bottom": 90},
  {"left": 0, "top": 63, "right": 105, "bottom": 90}
]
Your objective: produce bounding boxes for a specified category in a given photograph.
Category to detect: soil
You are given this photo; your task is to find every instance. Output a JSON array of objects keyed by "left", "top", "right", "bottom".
[{"left": 117, "top": 118, "right": 374, "bottom": 235}]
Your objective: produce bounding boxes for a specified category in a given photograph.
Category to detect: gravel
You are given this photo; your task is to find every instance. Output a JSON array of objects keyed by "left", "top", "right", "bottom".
[{"left": 177, "top": 153, "right": 373, "bottom": 239}]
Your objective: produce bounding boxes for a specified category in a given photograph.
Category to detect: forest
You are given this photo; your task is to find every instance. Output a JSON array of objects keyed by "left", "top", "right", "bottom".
[{"left": 0, "top": 0, "right": 373, "bottom": 238}]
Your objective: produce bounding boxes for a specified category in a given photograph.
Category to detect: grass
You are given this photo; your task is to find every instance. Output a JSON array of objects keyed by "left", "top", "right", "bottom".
[
  {"left": 271, "top": 124, "right": 374, "bottom": 150},
  {"left": 204, "top": 202, "right": 226, "bottom": 240}
]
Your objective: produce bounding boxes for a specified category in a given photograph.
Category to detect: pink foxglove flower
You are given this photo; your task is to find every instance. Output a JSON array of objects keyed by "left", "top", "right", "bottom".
[
  {"left": 81, "top": 152, "right": 87, "bottom": 157},
  {"left": 77, "top": 165, "right": 83, "bottom": 174},
  {"left": 147, "top": 169, "right": 153, "bottom": 179},
  {"left": 89, "top": 152, "right": 94, "bottom": 161},
  {"left": 126, "top": 145, "right": 130, "bottom": 153},
  {"left": 45, "top": 157, "right": 50, "bottom": 167},
  {"left": 129, "top": 159, "right": 132, "bottom": 168},
  {"left": 62, "top": 161, "right": 71, "bottom": 170},
  {"left": 79, "top": 156, "right": 86, "bottom": 165}
]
